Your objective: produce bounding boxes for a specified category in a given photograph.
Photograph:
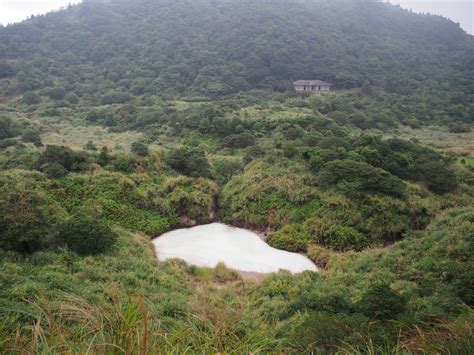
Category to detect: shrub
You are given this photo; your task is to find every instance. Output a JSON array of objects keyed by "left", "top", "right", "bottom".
[
  {"left": 97, "top": 147, "right": 111, "bottom": 166},
  {"left": 243, "top": 145, "right": 265, "bottom": 164},
  {"left": 304, "top": 218, "right": 368, "bottom": 251},
  {"left": 166, "top": 146, "right": 211, "bottom": 178},
  {"left": 56, "top": 214, "right": 118, "bottom": 256},
  {"left": 0, "top": 116, "right": 17, "bottom": 139},
  {"left": 131, "top": 141, "right": 149, "bottom": 156},
  {"left": 65, "top": 92, "right": 80, "bottom": 104},
  {"left": 0, "top": 173, "right": 65, "bottom": 252},
  {"left": 422, "top": 161, "right": 458, "bottom": 194},
  {"left": 21, "top": 130, "right": 43, "bottom": 147},
  {"left": 43, "top": 162, "right": 68, "bottom": 179},
  {"left": 163, "top": 176, "right": 218, "bottom": 222},
  {"left": 84, "top": 140, "right": 97, "bottom": 151},
  {"left": 37, "top": 145, "right": 89, "bottom": 174},
  {"left": 0, "top": 138, "right": 18, "bottom": 149},
  {"left": 0, "top": 61, "right": 16, "bottom": 77},
  {"left": 318, "top": 159, "right": 406, "bottom": 197},
  {"left": 357, "top": 282, "right": 406, "bottom": 320},
  {"left": 37, "top": 145, "right": 75, "bottom": 170},
  {"left": 355, "top": 136, "right": 458, "bottom": 194},
  {"left": 282, "top": 142, "right": 299, "bottom": 158},
  {"left": 46, "top": 87, "right": 67, "bottom": 100},
  {"left": 22, "top": 92, "right": 41, "bottom": 105},
  {"left": 290, "top": 312, "right": 370, "bottom": 352},
  {"left": 221, "top": 132, "right": 255, "bottom": 149},
  {"left": 308, "top": 155, "right": 324, "bottom": 172},
  {"left": 448, "top": 123, "right": 471, "bottom": 133},
  {"left": 111, "top": 155, "right": 137, "bottom": 173},
  {"left": 101, "top": 91, "right": 132, "bottom": 105},
  {"left": 267, "top": 225, "right": 308, "bottom": 252},
  {"left": 307, "top": 244, "right": 331, "bottom": 268},
  {"left": 213, "top": 262, "right": 239, "bottom": 282},
  {"left": 212, "top": 157, "right": 242, "bottom": 184}
]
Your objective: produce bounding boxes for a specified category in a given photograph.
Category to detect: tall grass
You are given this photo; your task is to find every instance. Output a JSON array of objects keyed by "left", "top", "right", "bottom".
[
  {"left": 0, "top": 288, "right": 282, "bottom": 354},
  {"left": 3, "top": 293, "right": 471, "bottom": 353},
  {"left": 337, "top": 307, "right": 474, "bottom": 354}
]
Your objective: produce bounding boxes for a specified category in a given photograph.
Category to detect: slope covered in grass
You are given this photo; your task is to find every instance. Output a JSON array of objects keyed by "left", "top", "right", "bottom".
[{"left": 1, "top": 208, "right": 472, "bottom": 353}]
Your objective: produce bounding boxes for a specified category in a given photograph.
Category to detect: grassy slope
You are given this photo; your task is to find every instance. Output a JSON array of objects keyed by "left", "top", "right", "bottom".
[
  {"left": 1, "top": 208, "right": 472, "bottom": 353},
  {"left": 1, "top": 87, "right": 473, "bottom": 352}
]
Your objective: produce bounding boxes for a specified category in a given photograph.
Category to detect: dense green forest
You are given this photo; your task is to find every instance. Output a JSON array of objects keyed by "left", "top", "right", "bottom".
[{"left": 1, "top": 0, "right": 473, "bottom": 353}]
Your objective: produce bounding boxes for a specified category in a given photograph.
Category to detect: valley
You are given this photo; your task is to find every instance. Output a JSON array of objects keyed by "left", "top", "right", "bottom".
[{"left": 0, "top": 0, "right": 473, "bottom": 353}]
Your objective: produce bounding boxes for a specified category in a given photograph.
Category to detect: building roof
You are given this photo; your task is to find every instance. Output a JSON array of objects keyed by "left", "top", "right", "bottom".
[{"left": 294, "top": 80, "right": 332, "bottom": 86}]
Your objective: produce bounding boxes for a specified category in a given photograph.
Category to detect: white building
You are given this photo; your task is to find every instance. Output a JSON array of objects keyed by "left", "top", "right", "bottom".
[{"left": 294, "top": 80, "right": 332, "bottom": 92}]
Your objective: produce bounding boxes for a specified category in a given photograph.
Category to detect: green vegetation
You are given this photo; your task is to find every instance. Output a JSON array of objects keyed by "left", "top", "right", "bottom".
[
  {"left": 56, "top": 213, "right": 118, "bottom": 256},
  {"left": 0, "top": 0, "right": 473, "bottom": 352}
]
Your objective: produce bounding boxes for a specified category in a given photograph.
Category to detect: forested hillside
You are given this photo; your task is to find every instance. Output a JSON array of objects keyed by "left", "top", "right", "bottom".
[
  {"left": 1, "top": 0, "right": 473, "bottom": 97},
  {"left": 1, "top": 0, "right": 473, "bottom": 353}
]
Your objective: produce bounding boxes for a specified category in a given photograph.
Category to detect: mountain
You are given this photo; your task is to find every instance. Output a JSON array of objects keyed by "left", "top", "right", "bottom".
[{"left": 0, "top": 0, "right": 473, "bottom": 97}]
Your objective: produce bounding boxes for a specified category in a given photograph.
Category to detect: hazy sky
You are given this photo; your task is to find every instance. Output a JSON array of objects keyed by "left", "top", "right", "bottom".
[
  {"left": 390, "top": 0, "right": 473, "bottom": 34},
  {"left": 0, "top": 0, "right": 472, "bottom": 34},
  {"left": 0, "top": 1, "right": 81, "bottom": 26}
]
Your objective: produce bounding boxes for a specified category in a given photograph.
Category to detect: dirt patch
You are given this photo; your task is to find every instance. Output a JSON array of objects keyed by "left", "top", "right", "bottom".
[{"left": 237, "top": 270, "right": 268, "bottom": 283}]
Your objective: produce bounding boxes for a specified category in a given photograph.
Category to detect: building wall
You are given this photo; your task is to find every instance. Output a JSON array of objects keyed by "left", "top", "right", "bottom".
[{"left": 294, "top": 85, "right": 331, "bottom": 92}]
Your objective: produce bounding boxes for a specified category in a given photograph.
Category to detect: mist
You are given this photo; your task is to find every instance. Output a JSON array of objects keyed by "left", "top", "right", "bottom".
[
  {"left": 0, "top": 0, "right": 82, "bottom": 26},
  {"left": 390, "top": 0, "right": 473, "bottom": 34},
  {"left": 0, "top": 0, "right": 472, "bottom": 35}
]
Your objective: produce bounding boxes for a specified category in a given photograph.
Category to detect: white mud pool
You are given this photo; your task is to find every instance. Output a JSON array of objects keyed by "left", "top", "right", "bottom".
[{"left": 153, "top": 223, "right": 318, "bottom": 274}]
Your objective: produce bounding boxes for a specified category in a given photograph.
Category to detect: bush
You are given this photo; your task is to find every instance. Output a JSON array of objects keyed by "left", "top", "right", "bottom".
[
  {"left": 109, "top": 155, "right": 135, "bottom": 173},
  {"left": 0, "top": 61, "right": 16, "bottom": 78},
  {"left": 448, "top": 123, "right": 471, "bottom": 133},
  {"left": 213, "top": 262, "right": 239, "bottom": 282},
  {"left": 318, "top": 159, "right": 406, "bottom": 197},
  {"left": 0, "top": 116, "right": 17, "bottom": 139},
  {"left": 22, "top": 92, "right": 41, "bottom": 105},
  {"left": 97, "top": 147, "right": 110, "bottom": 166},
  {"left": 304, "top": 218, "right": 368, "bottom": 251},
  {"left": 131, "top": 141, "right": 149, "bottom": 156},
  {"left": 101, "top": 91, "right": 132, "bottom": 105},
  {"left": 163, "top": 176, "right": 218, "bottom": 222},
  {"left": 267, "top": 225, "right": 308, "bottom": 252},
  {"left": 166, "top": 146, "right": 211, "bottom": 177},
  {"left": 65, "top": 92, "right": 80, "bottom": 104},
  {"left": 422, "top": 161, "right": 458, "bottom": 194},
  {"left": 211, "top": 157, "right": 242, "bottom": 184},
  {"left": 221, "top": 132, "right": 255, "bottom": 148},
  {"left": 0, "top": 138, "right": 18, "bottom": 149},
  {"left": 56, "top": 214, "right": 118, "bottom": 256},
  {"left": 357, "top": 282, "right": 406, "bottom": 320},
  {"left": 21, "top": 130, "right": 43, "bottom": 147},
  {"left": 0, "top": 173, "right": 65, "bottom": 252},
  {"left": 84, "top": 140, "right": 97, "bottom": 151},
  {"left": 37, "top": 145, "right": 89, "bottom": 173},
  {"left": 290, "top": 312, "right": 370, "bottom": 352},
  {"left": 43, "top": 162, "right": 68, "bottom": 179},
  {"left": 46, "top": 87, "right": 67, "bottom": 100},
  {"left": 307, "top": 244, "right": 331, "bottom": 268},
  {"left": 243, "top": 145, "right": 265, "bottom": 164},
  {"left": 355, "top": 136, "right": 458, "bottom": 194}
]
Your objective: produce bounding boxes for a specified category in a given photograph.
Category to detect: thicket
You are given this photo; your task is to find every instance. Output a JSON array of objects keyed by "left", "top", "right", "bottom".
[{"left": 56, "top": 213, "right": 118, "bottom": 255}]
